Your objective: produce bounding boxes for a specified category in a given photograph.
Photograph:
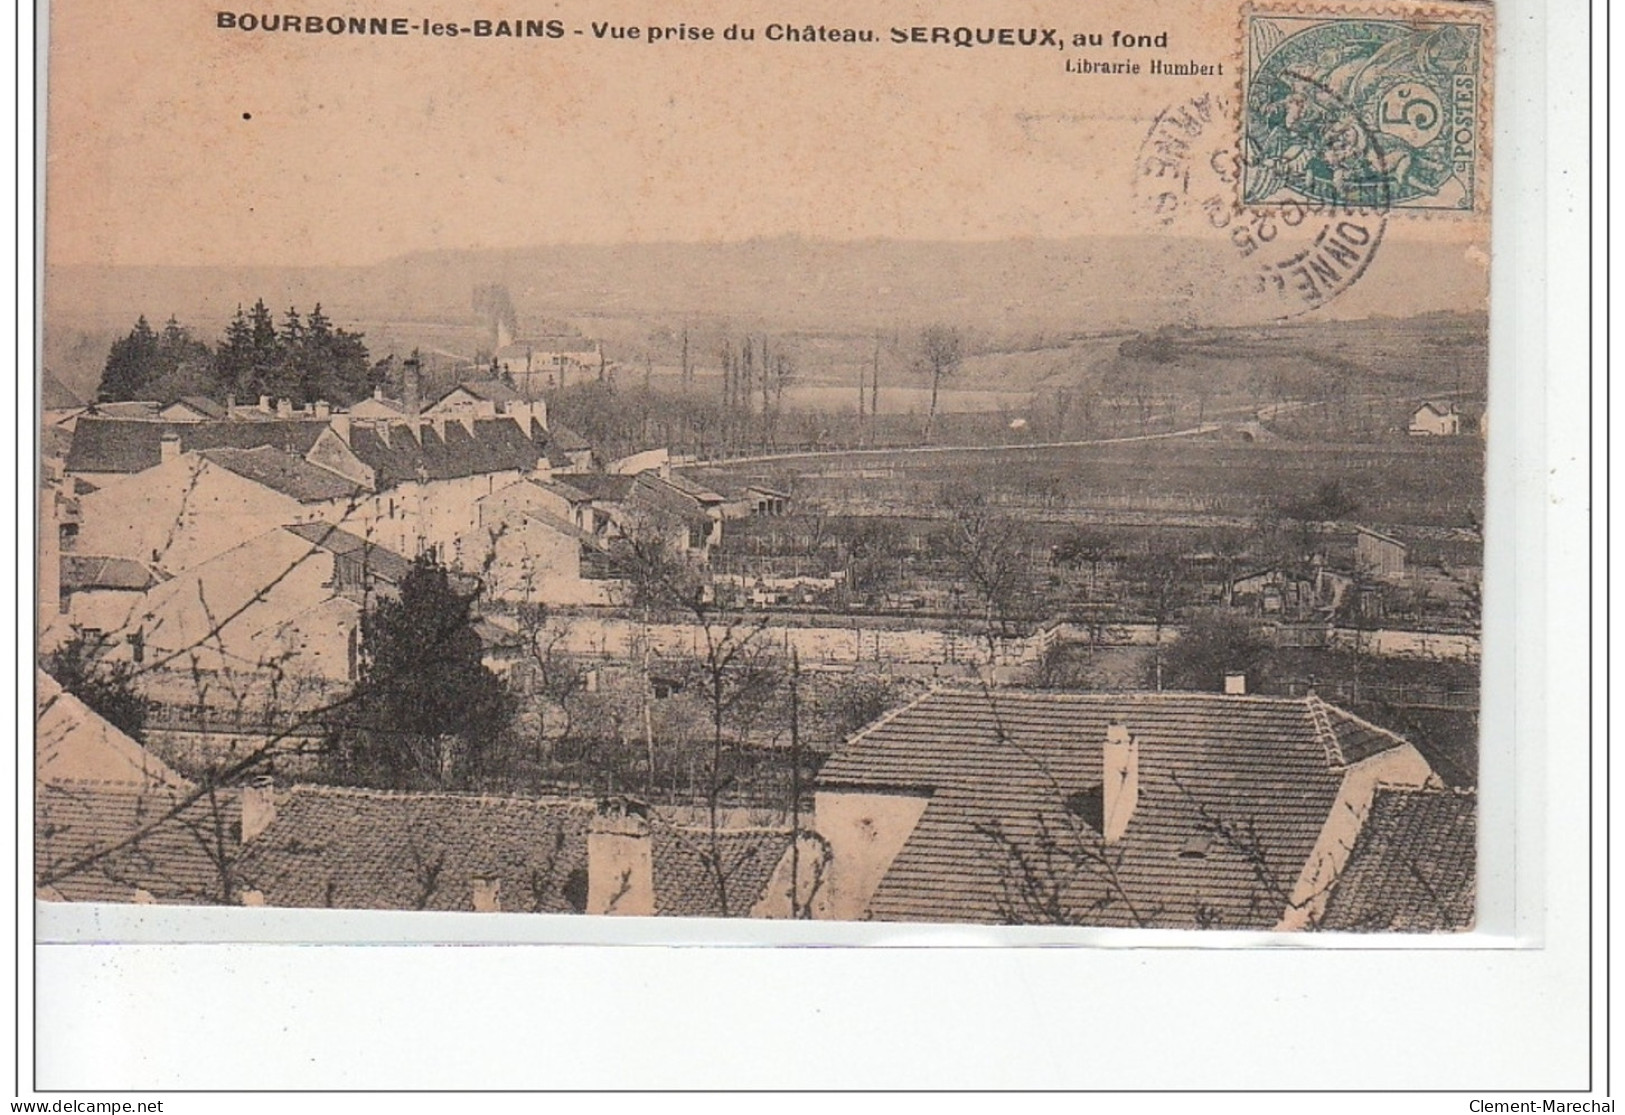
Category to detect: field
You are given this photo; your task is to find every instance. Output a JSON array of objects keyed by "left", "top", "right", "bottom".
[{"left": 705, "top": 434, "right": 1486, "bottom": 531}]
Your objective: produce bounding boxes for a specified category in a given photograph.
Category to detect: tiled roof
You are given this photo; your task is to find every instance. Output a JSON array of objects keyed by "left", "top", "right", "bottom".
[
  {"left": 435, "top": 380, "right": 522, "bottom": 406},
  {"left": 235, "top": 785, "right": 593, "bottom": 913},
  {"left": 36, "top": 782, "right": 237, "bottom": 904},
  {"left": 1355, "top": 525, "right": 1407, "bottom": 548},
  {"left": 545, "top": 423, "right": 592, "bottom": 453},
  {"left": 624, "top": 473, "right": 712, "bottom": 529},
  {"left": 1319, "top": 787, "right": 1475, "bottom": 931},
  {"left": 472, "top": 617, "right": 526, "bottom": 650},
  {"left": 41, "top": 425, "right": 75, "bottom": 461},
  {"left": 199, "top": 447, "right": 363, "bottom": 504},
  {"left": 349, "top": 394, "right": 407, "bottom": 415},
  {"left": 89, "top": 401, "right": 163, "bottom": 420},
  {"left": 343, "top": 418, "right": 540, "bottom": 488},
  {"left": 173, "top": 396, "right": 229, "bottom": 419},
  {"left": 1320, "top": 703, "right": 1412, "bottom": 765},
  {"left": 675, "top": 469, "right": 790, "bottom": 504},
  {"left": 475, "top": 418, "right": 544, "bottom": 472},
  {"left": 66, "top": 417, "right": 329, "bottom": 474},
  {"left": 36, "top": 670, "right": 190, "bottom": 791},
  {"left": 820, "top": 689, "right": 1411, "bottom": 928},
  {"left": 556, "top": 472, "right": 635, "bottom": 502},
  {"left": 651, "top": 826, "right": 793, "bottom": 917},
  {"left": 664, "top": 472, "right": 726, "bottom": 503},
  {"left": 281, "top": 522, "right": 414, "bottom": 583},
  {"left": 520, "top": 507, "right": 603, "bottom": 549},
  {"left": 59, "top": 554, "right": 161, "bottom": 592},
  {"left": 41, "top": 368, "right": 84, "bottom": 410},
  {"left": 530, "top": 478, "right": 595, "bottom": 505}
]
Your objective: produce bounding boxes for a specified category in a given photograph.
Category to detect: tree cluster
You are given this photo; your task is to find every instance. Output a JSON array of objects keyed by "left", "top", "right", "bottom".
[
  {"left": 95, "top": 301, "right": 382, "bottom": 407},
  {"left": 326, "top": 556, "right": 516, "bottom": 790},
  {"left": 43, "top": 629, "right": 149, "bottom": 743},
  {"left": 95, "top": 317, "right": 212, "bottom": 405}
]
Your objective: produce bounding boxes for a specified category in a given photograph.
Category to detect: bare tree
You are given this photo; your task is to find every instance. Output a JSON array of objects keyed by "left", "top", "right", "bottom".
[
  {"left": 512, "top": 602, "right": 592, "bottom": 760},
  {"left": 934, "top": 484, "right": 1038, "bottom": 660},
  {"left": 1052, "top": 526, "right": 1115, "bottom": 602},
  {"left": 610, "top": 514, "right": 783, "bottom": 915},
  {"left": 1121, "top": 536, "right": 1195, "bottom": 690},
  {"left": 916, "top": 325, "right": 963, "bottom": 444}
]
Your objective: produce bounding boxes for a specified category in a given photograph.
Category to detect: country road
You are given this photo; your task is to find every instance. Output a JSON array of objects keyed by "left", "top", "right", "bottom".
[{"left": 687, "top": 422, "right": 1225, "bottom": 469}]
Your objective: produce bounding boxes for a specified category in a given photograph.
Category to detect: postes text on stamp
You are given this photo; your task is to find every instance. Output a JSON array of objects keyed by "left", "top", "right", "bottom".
[{"left": 1242, "top": 10, "right": 1485, "bottom": 211}]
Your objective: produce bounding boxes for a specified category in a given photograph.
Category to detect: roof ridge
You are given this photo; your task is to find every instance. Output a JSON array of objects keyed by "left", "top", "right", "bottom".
[
  {"left": 38, "top": 778, "right": 191, "bottom": 793},
  {"left": 931, "top": 685, "right": 1309, "bottom": 705},
  {"left": 1304, "top": 693, "right": 1345, "bottom": 768},
  {"left": 1317, "top": 698, "right": 1414, "bottom": 755},
  {"left": 284, "top": 783, "right": 594, "bottom": 809},
  {"left": 842, "top": 684, "right": 945, "bottom": 747},
  {"left": 656, "top": 823, "right": 794, "bottom": 837},
  {"left": 1372, "top": 780, "right": 1475, "bottom": 799}
]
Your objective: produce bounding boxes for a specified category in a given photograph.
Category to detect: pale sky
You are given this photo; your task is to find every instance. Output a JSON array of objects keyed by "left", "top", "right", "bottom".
[{"left": 44, "top": 0, "right": 1489, "bottom": 319}]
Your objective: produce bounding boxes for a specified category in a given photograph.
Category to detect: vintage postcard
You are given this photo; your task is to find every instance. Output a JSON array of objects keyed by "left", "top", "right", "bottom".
[{"left": 36, "top": 0, "right": 1491, "bottom": 932}]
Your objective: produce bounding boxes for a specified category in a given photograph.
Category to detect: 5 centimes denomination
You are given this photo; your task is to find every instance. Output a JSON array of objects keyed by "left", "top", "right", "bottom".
[{"left": 1241, "top": 8, "right": 1487, "bottom": 211}]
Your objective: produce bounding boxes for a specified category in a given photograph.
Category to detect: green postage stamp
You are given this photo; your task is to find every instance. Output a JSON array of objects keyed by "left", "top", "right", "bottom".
[{"left": 1242, "top": 9, "right": 1488, "bottom": 211}]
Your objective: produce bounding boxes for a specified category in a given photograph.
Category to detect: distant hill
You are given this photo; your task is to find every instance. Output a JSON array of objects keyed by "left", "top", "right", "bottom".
[
  {"left": 42, "top": 235, "right": 1488, "bottom": 395},
  {"left": 46, "top": 234, "right": 1486, "bottom": 330}
]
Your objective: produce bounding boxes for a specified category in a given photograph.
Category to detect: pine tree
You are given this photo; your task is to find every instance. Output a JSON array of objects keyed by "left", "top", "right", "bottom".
[
  {"left": 246, "top": 299, "right": 281, "bottom": 399},
  {"left": 214, "top": 306, "right": 256, "bottom": 397},
  {"left": 95, "top": 316, "right": 161, "bottom": 402},
  {"left": 328, "top": 556, "right": 515, "bottom": 789},
  {"left": 145, "top": 317, "right": 216, "bottom": 402}
]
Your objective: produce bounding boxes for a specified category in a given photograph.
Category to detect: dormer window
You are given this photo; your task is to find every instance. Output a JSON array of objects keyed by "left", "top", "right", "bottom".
[
  {"left": 1063, "top": 786, "right": 1104, "bottom": 834},
  {"left": 1177, "top": 834, "right": 1214, "bottom": 859}
]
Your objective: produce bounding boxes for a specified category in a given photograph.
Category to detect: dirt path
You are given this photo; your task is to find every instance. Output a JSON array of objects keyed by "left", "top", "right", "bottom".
[{"left": 688, "top": 422, "right": 1223, "bottom": 468}]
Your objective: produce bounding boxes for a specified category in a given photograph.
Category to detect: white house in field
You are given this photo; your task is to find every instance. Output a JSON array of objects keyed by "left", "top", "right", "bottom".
[
  {"left": 1408, "top": 401, "right": 1460, "bottom": 436},
  {"left": 493, "top": 337, "right": 603, "bottom": 395}
]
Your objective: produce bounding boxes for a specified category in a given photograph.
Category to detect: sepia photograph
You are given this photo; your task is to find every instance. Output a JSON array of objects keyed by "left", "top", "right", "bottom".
[{"left": 35, "top": 0, "right": 1495, "bottom": 939}]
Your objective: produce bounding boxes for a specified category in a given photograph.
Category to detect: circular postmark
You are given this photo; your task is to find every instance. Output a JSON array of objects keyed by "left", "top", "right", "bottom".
[{"left": 1132, "top": 90, "right": 1388, "bottom": 323}]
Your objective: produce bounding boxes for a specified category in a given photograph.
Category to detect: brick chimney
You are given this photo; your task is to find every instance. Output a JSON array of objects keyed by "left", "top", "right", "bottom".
[
  {"left": 1224, "top": 672, "right": 1247, "bottom": 695},
  {"left": 240, "top": 779, "right": 278, "bottom": 842},
  {"left": 313, "top": 399, "right": 331, "bottom": 420},
  {"left": 276, "top": 398, "right": 294, "bottom": 419},
  {"left": 471, "top": 877, "right": 502, "bottom": 913},
  {"left": 158, "top": 433, "right": 182, "bottom": 464},
  {"left": 403, "top": 354, "right": 422, "bottom": 418},
  {"left": 587, "top": 801, "right": 654, "bottom": 915},
  {"left": 1102, "top": 723, "right": 1139, "bottom": 844},
  {"left": 258, "top": 395, "right": 272, "bottom": 413}
]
